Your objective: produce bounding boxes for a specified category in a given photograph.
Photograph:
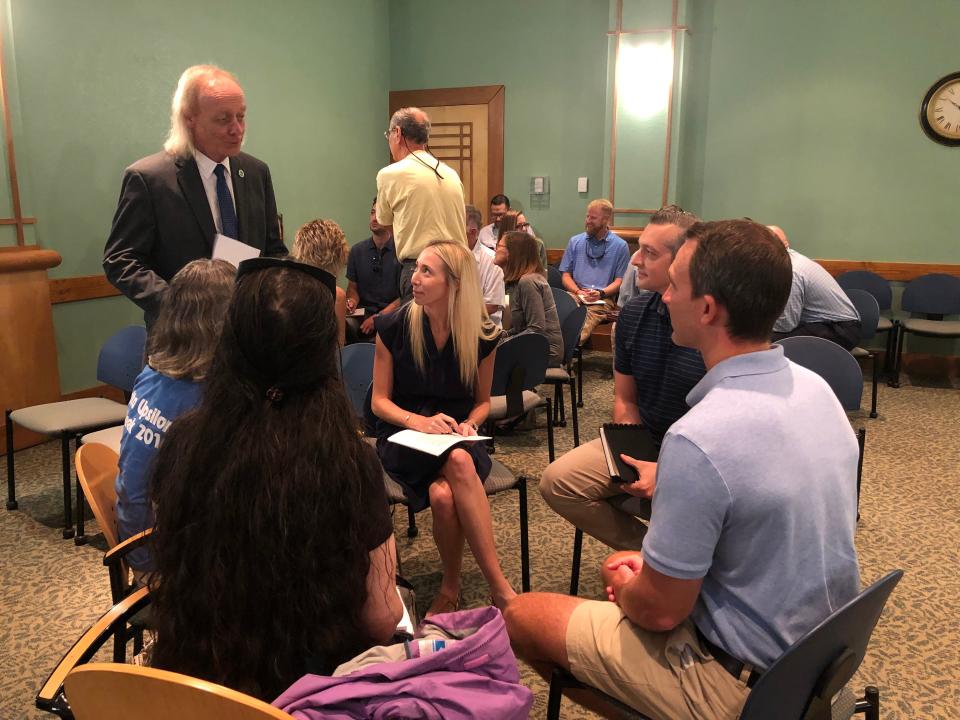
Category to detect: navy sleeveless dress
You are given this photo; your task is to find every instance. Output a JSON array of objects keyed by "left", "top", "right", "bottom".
[{"left": 374, "top": 305, "right": 498, "bottom": 512}]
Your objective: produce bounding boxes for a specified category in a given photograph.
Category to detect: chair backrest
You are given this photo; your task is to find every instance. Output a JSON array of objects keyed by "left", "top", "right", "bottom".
[
  {"left": 551, "top": 286, "right": 578, "bottom": 324},
  {"left": 901, "top": 273, "right": 960, "bottom": 317},
  {"left": 739, "top": 570, "right": 902, "bottom": 720},
  {"left": 558, "top": 304, "right": 587, "bottom": 366},
  {"left": 775, "top": 336, "right": 863, "bottom": 412},
  {"left": 63, "top": 663, "right": 293, "bottom": 720},
  {"left": 843, "top": 289, "right": 880, "bottom": 342},
  {"left": 835, "top": 271, "right": 892, "bottom": 312},
  {"left": 75, "top": 443, "right": 121, "bottom": 549},
  {"left": 97, "top": 326, "right": 148, "bottom": 392},
  {"left": 340, "top": 343, "right": 376, "bottom": 418},
  {"left": 547, "top": 264, "right": 563, "bottom": 289},
  {"left": 491, "top": 333, "right": 549, "bottom": 418}
]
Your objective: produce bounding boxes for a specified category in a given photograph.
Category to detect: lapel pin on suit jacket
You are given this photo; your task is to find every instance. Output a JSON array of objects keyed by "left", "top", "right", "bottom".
[{"left": 238, "top": 168, "right": 245, "bottom": 178}]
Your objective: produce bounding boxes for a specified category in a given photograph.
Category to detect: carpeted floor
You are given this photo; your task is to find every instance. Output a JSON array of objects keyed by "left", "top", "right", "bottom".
[{"left": 2, "top": 351, "right": 958, "bottom": 719}]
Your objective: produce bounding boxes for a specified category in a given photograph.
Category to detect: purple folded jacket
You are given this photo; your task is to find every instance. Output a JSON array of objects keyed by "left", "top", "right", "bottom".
[{"left": 274, "top": 605, "right": 533, "bottom": 719}]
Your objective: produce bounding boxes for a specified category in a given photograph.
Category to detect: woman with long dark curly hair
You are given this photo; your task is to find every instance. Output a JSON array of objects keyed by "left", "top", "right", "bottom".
[{"left": 148, "top": 257, "right": 402, "bottom": 700}]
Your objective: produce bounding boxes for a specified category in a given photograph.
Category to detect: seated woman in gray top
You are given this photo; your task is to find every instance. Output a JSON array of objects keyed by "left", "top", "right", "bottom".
[{"left": 495, "top": 230, "right": 563, "bottom": 367}]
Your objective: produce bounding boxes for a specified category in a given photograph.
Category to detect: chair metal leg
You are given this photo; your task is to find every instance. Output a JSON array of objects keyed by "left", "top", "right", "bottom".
[
  {"left": 545, "top": 398, "right": 555, "bottom": 463},
  {"left": 518, "top": 477, "right": 530, "bottom": 592},
  {"left": 113, "top": 626, "right": 127, "bottom": 663},
  {"left": 869, "top": 351, "right": 878, "bottom": 418},
  {"left": 576, "top": 350, "right": 584, "bottom": 407},
  {"left": 5, "top": 409, "right": 16, "bottom": 510},
  {"left": 892, "top": 323, "right": 905, "bottom": 387},
  {"left": 862, "top": 685, "right": 879, "bottom": 720},
  {"left": 60, "top": 433, "right": 74, "bottom": 539},
  {"left": 555, "top": 382, "right": 566, "bottom": 427},
  {"left": 856, "top": 427, "right": 865, "bottom": 521},
  {"left": 570, "top": 528, "right": 583, "bottom": 596},
  {"left": 406, "top": 505, "right": 418, "bottom": 538},
  {"left": 885, "top": 323, "right": 899, "bottom": 387},
  {"left": 74, "top": 435, "right": 87, "bottom": 545},
  {"left": 569, "top": 379, "right": 580, "bottom": 448},
  {"left": 546, "top": 668, "right": 565, "bottom": 720}
]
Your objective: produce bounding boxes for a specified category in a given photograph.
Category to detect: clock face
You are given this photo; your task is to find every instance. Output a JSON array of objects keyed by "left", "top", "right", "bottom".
[{"left": 921, "top": 72, "right": 960, "bottom": 146}]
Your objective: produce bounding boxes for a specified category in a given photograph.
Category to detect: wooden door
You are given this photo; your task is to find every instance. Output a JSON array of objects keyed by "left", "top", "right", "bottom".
[{"left": 389, "top": 86, "right": 504, "bottom": 212}]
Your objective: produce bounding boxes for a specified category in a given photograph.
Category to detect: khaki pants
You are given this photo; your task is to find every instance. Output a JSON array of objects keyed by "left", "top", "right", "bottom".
[
  {"left": 539, "top": 438, "right": 648, "bottom": 551},
  {"left": 569, "top": 293, "right": 616, "bottom": 346},
  {"left": 566, "top": 604, "right": 751, "bottom": 720}
]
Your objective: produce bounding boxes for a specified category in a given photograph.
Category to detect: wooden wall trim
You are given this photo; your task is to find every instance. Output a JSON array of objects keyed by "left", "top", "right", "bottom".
[
  {"left": 816, "top": 260, "right": 960, "bottom": 282},
  {"left": 389, "top": 84, "right": 503, "bottom": 108},
  {"left": 49, "top": 274, "right": 121, "bottom": 304},
  {"left": 548, "top": 242, "right": 960, "bottom": 283}
]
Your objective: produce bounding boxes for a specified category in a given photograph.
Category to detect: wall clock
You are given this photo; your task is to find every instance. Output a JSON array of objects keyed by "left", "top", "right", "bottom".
[{"left": 920, "top": 72, "right": 960, "bottom": 146}]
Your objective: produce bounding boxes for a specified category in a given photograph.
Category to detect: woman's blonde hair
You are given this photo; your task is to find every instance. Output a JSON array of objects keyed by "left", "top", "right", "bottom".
[
  {"left": 406, "top": 240, "right": 500, "bottom": 387},
  {"left": 498, "top": 231, "right": 545, "bottom": 282},
  {"left": 292, "top": 219, "right": 348, "bottom": 275},
  {"left": 147, "top": 259, "right": 235, "bottom": 381}
]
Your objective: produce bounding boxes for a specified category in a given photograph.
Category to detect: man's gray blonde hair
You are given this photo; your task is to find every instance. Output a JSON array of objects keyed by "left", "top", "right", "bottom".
[{"left": 164, "top": 65, "right": 241, "bottom": 158}]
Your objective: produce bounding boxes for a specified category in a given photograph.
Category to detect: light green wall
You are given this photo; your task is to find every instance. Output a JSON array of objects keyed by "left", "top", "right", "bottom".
[
  {"left": 389, "top": 0, "right": 610, "bottom": 248},
  {"left": 6, "top": 0, "right": 390, "bottom": 392},
  {"left": 6, "top": 0, "right": 957, "bottom": 393},
  {"left": 680, "top": 0, "right": 960, "bottom": 264}
]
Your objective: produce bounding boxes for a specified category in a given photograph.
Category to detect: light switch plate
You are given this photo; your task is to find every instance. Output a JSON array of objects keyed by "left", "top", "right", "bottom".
[{"left": 577, "top": 176, "right": 588, "bottom": 193}]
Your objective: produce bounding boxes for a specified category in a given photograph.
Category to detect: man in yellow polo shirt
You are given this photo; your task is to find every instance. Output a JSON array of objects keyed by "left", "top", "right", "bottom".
[{"left": 376, "top": 107, "right": 467, "bottom": 302}]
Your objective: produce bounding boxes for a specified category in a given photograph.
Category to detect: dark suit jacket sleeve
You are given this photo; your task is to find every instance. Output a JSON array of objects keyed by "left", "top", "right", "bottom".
[
  {"left": 103, "top": 167, "right": 168, "bottom": 319},
  {"left": 262, "top": 165, "right": 286, "bottom": 256}
]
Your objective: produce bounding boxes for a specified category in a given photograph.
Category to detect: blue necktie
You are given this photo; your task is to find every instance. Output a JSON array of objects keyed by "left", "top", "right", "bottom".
[{"left": 213, "top": 163, "right": 239, "bottom": 239}]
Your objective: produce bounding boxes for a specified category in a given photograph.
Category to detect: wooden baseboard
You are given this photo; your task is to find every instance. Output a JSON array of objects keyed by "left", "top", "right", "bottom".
[
  {"left": 1, "top": 384, "right": 125, "bottom": 456},
  {"left": 897, "top": 353, "right": 960, "bottom": 379},
  {"left": 547, "top": 244, "right": 960, "bottom": 283}
]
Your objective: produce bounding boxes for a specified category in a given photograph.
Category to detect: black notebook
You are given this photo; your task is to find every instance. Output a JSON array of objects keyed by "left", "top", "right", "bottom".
[{"left": 599, "top": 423, "right": 659, "bottom": 483}]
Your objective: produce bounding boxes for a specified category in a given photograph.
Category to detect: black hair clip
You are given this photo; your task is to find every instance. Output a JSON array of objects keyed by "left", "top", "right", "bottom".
[
  {"left": 237, "top": 256, "right": 337, "bottom": 297},
  {"left": 265, "top": 386, "right": 284, "bottom": 404}
]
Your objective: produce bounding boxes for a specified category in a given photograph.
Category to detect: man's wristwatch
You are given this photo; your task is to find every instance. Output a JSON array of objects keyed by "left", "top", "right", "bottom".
[{"left": 598, "top": 289, "right": 606, "bottom": 299}]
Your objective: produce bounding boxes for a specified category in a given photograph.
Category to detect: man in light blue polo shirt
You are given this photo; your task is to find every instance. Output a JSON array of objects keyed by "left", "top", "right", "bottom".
[
  {"left": 560, "top": 199, "right": 631, "bottom": 344},
  {"left": 507, "top": 219, "right": 861, "bottom": 720}
]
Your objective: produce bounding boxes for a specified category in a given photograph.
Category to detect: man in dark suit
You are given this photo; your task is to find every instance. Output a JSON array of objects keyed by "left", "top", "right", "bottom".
[{"left": 104, "top": 64, "right": 286, "bottom": 327}]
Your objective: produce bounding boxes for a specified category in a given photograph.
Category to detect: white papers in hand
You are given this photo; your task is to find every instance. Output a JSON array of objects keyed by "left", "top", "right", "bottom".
[
  {"left": 577, "top": 294, "right": 607, "bottom": 306},
  {"left": 212, "top": 233, "right": 260, "bottom": 268},
  {"left": 348, "top": 308, "right": 365, "bottom": 318},
  {"left": 387, "top": 429, "right": 490, "bottom": 456},
  {"left": 395, "top": 586, "right": 414, "bottom": 636}
]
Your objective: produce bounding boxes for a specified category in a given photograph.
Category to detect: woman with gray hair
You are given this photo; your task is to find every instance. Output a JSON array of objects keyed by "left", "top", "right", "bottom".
[{"left": 114, "top": 258, "right": 234, "bottom": 573}]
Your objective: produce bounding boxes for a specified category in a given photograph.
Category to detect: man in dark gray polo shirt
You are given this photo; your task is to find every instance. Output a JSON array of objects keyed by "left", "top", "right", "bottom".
[
  {"left": 540, "top": 205, "right": 704, "bottom": 551},
  {"left": 345, "top": 198, "right": 401, "bottom": 343}
]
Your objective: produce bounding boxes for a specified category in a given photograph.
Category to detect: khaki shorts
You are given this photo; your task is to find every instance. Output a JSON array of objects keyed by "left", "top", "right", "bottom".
[{"left": 565, "top": 601, "right": 750, "bottom": 720}]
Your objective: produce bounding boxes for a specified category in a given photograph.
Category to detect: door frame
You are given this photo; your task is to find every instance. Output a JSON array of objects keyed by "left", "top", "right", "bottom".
[{"left": 389, "top": 85, "right": 505, "bottom": 208}]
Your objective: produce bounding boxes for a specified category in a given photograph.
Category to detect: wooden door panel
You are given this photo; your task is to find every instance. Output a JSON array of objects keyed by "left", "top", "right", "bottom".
[{"left": 389, "top": 86, "right": 504, "bottom": 210}]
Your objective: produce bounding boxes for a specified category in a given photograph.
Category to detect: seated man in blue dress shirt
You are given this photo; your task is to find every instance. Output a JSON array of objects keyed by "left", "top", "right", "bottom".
[
  {"left": 767, "top": 225, "right": 861, "bottom": 350},
  {"left": 345, "top": 198, "right": 401, "bottom": 343},
  {"left": 559, "top": 199, "right": 631, "bottom": 345},
  {"left": 507, "top": 220, "right": 861, "bottom": 720}
]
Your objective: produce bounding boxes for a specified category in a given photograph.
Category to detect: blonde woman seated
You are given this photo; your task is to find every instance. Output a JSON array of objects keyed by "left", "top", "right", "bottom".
[
  {"left": 371, "top": 240, "right": 517, "bottom": 616},
  {"left": 495, "top": 231, "right": 563, "bottom": 368},
  {"left": 293, "top": 218, "right": 349, "bottom": 345}
]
